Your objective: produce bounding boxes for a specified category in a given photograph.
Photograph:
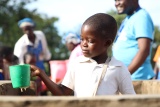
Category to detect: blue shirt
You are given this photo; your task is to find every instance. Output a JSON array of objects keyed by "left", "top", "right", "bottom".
[
  {"left": 112, "top": 8, "right": 155, "bottom": 80},
  {"left": 0, "top": 72, "right": 4, "bottom": 80},
  {"left": 27, "top": 40, "right": 45, "bottom": 71},
  {"left": 14, "top": 31, "right": 51, "bottom": 72}
]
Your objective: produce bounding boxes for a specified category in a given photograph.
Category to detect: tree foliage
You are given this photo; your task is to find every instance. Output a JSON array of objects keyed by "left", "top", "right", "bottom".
[
  {"left": 0, "top": 0, "right": 69, "bottom": 60},
  {"left": 107, "top": 10, "right": 126, "bottom": 28}
]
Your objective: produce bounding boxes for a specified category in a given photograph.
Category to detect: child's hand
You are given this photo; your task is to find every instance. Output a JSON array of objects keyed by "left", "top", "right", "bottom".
[{"left": 30, "top": 65, "right": 42, "bottom": 77}]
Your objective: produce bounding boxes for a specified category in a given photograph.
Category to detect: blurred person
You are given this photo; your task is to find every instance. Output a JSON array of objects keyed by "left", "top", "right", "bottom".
[
  {"left": 112, "top": 0, "right": 155, "bottom": 80},
  {"left": 0, "top": 46, "right": 19, "bottom": 80},
  {"left": 64, "top": 32, "right": 83, "bottom": 64},
  {"left": 153, "top": 46, "right": 160, "bottom": 79},
  {"left": 24, "top": 52, "right": 42, "bottom": 95},
  {"left": 24, "top": 52, "right": 36, "bottom": 65},
  {"left": 50, "top": 32, "right": 83, "bottom": 84},
  {"left": 0, "top": 48, "right": 4, "bottom": 80},
  {"left": 13, "top": 17, "right": 51, "bottom": 72}
]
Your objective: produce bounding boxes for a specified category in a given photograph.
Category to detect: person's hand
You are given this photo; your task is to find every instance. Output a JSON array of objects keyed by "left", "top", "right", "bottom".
[{"left": 30, "top": 65, "right": 42, "bottom": 77}]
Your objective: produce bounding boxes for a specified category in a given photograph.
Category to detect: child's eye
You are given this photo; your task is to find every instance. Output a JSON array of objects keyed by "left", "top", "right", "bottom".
[
  {"left": 88, "top": 39, "right": 94, "bottom": 43},
  {"left": 80, "top": 38, "right": 83, "bottom": 42}
]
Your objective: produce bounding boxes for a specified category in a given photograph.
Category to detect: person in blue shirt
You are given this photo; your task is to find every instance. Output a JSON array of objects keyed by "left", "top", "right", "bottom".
[
  {"left": 112, "top": 0, "right": 155, "bottom": 80},
  {"left": 14, "top": 18, "right": 51, "bottom": 72}
]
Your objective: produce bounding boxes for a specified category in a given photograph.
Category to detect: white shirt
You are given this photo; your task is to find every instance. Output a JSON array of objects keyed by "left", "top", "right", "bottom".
[
  {"left": 13, "top": 30, "right": 51, "bottom": 64},
  {"left": 62, "top": 56, "right": 136, "bottom": 97}
]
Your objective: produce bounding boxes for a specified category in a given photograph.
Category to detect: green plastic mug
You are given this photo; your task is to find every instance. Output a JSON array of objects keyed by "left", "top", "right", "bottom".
[{"left": 9, "top": 64, "right": 30, "bottom": 88}]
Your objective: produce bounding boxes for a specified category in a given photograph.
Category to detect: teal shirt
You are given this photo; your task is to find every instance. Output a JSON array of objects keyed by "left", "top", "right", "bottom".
[{"left": 112, "top": 9, "right": 155, "bottom": 80}]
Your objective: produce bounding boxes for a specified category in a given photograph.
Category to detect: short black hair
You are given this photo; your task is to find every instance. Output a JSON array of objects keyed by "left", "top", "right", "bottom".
[
  {"left": 82, "top": 13, "right": 117, "bottom": 41},
  {"left": 0, "top": 46, "right": 13, "bottom": 59},
  {"left": 0, "top": 46, "right": 19, "bottom": 64}
]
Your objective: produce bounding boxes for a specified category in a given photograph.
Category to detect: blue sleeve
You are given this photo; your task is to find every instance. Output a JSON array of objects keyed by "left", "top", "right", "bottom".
[{"left": 134, "top": 10, "right": 154, "bottom": 40}]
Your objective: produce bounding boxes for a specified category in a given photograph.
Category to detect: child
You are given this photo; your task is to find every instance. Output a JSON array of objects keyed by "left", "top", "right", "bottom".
[
  {"left": 31, "top": 13, "right": 136, "bottom": 96},
  {"left": 0, "top": 53, "right": 4, "bottom": 80},
  {"left": 24, "top": 52, "right": 43, "bottom": 95},
  {"left": 0, "top": 46, "right": 19, "bottom": 80},
  {"left": 24, "top": 52, "right": 36, "bottom": 65}
]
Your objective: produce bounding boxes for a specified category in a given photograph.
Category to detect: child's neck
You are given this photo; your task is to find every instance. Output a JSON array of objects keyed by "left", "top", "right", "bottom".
[{"left": 92, "top": 55, "right": 108, "bottom": 64}]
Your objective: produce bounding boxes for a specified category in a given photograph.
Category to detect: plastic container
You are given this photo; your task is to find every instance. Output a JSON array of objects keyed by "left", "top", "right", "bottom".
[
  {"left": 9, "top": 64, "right": 30, "bottom": 88},
  {"left": 49, "top": 60, "right": 68, "bottom": 83}
]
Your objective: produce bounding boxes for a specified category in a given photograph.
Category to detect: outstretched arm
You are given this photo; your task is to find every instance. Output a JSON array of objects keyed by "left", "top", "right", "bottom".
[{"left": 30, "top": 65, "right": 74, "bottom": 96}]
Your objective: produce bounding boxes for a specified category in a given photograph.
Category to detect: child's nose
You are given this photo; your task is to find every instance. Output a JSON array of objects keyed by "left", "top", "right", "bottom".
[{"left": 81, "top": 40, "right": 88, "bottom": 47}]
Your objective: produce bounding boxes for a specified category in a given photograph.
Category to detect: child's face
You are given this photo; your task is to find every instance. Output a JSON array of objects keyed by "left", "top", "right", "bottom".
[
  {"left": 25, "top": 54, "right": 36, "bottom": 65},
  {"left": 80, "top": 25, "right": 108, "bottom": 58}
]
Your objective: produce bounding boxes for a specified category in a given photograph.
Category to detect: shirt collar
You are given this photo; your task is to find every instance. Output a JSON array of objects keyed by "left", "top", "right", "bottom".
[
  {"left": 78, "top": 56, "right": 95, "bottom": 63},
  {"left": 23, "top": 32, "right": 38, "bottom": 46},
  {"left": 78, "top": 56, "right": 122, "bottom": 67},
  {"left": 109, "top": 57, "right": 122, "bottom": 66},
  {"left": 22, "top": 34, "right": 32, "bottom": 45}
]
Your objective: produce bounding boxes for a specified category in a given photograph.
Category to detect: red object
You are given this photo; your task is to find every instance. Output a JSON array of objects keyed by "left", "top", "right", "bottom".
[{"left": 49, "top": 60, "right": 68, "bottom": 83}]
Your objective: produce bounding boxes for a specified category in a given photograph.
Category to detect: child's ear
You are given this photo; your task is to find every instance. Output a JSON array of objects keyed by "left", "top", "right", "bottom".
[{"left": 105, "top": 39, "right": 112, "bottom": 47}]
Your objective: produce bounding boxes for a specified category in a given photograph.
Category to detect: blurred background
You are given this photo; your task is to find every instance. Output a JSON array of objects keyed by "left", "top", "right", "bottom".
[{"left": 0, "top": 0, "right": 159, "bottom": 64}]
